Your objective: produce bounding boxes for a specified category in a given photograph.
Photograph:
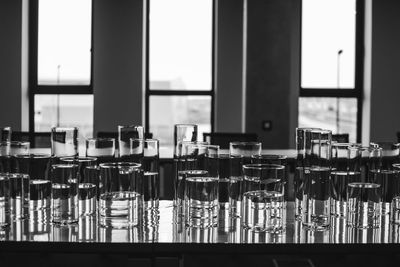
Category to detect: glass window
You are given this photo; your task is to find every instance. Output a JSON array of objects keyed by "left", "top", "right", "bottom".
[
  {"left": 149, "top": 0, "right": 213, "bottom": 90},
  {"left": 35, "top": 95, "right": 94, "bottom": 139},
  {"left": 149, "top": 96, "right": 212, "bottom": 147},
  {"left": 38, "top": 0, "right": 92, "bottom": 85},
  {"left": 299, "top": 97, "right": 357, "bottom": 142},
  {"left": 301, "top": 0, "right": 356, "bottom": 88}
]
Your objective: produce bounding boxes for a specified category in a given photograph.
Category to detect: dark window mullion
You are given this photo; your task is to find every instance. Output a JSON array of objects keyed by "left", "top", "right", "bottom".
[
  {"left": 148, "top": 90, "right": 213, "bottom": 96},
  {"left": 35, "top": 85, "right": 93, "bottom": 94}
]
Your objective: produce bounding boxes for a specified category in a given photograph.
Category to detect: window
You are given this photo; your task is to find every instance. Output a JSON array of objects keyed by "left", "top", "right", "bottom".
[
  {"left": 30, "top": 0, "right": 93, "bottom": 140},
  {"left": 299, "top": 0, "right": 364, "bottom": 142},
  {"left": 146, "top": 0, "right": 214, "bottom": 147}
]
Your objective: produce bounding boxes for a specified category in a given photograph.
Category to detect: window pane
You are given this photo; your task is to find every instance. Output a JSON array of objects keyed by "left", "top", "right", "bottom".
[
  {"left": 301, "top": 0, "right": 355, "bottom": 88},
  {"left": 149, "top": 96, "right": 211, "bottom": 147},
  {"left": 149, "top": 0, "right": 212, "bottom": 90},
  {"left": 38, "top": 0, "right": 92, "bottom": 85},
  {"left": 35, "top": 95, "right": 94, "bottom": 139},
  {"left": 299, "top": 97, "right": 357, "bottom": 142}
]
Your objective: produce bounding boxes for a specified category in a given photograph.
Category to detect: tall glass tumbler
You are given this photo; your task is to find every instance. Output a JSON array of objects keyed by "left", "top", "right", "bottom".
[
  {"left": 118, "top": 125, "right": 144, "bottom": 160},
  {"left": 51, "top": 127, "right": 79, "bottom": 158},
  {"left": 173, "top": 124, "right": 198, "bottom": 207},
  {"left": 301, "top": 129, "right": 332, "bottom": 230},
  {"left": 0, "top": 174, "right": 10, "bottom": 228},
  {"left": 99, "top": 162, "right": 142, "bottom": 228},
  {"left": 330, "top": 143, "right": 362, "bottom": 216},
  {"left": 8, "top": 173, "right": 29, "bottom": 220},
  {"left": 60, "top": 157, "right": 98, "bottom": 216},
  {"left": 228, "top": 154, "right": 244, "bottom": 217},
  {"left": 370, "top": 169, "right": 400, "bottom": 215},
  {"left": 391, "top": 164, "right": 400, "bottom": 223},
  {"left": 14, "top": 154, "right": 52, "bottom": 213},
  {"left": 51, "top": 164, "right": 79, "bottom": 224},
  {"left": 86, "top": 138, "right": 116, "bottom": 164},
  {"left": 141, "top": 139, "right": 160, "bottom": 211},
  {"left": 130, "top": 138, "right": 144, "bottom": 164},
  {"left": 0, "top": 127, "right": 11, "bottom": 142}
]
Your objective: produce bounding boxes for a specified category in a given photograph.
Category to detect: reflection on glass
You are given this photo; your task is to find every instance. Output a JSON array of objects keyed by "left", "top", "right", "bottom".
[
  {"left": 302, "top": 0, "right": 355, "bottom": 88},
  {"left": 149, "top": 0, "right": 212, "bottom": 90},
  {"left": 34, "top": 95, "right": 94, "bottom": 139},
  {"left": 149, "top": 96, "right": 211, "bottom": 147},
  {"left": 38, "top": 0, "right": 92, "bottom": 85},
  {"left": 298, "top": 97, "right": 357, "bottom": 142}
]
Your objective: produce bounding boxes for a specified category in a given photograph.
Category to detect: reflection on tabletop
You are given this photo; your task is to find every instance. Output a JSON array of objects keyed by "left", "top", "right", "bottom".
[{"left": 1, "top": 201, "right": 399, "bottom": 244}]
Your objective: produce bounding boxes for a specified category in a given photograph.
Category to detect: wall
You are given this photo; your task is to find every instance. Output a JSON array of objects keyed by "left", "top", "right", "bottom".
[
  {"left": 92, "top": 0, "right": 144, "bottom": 134},
  {"left": 245, "top": 0, "right": 300, "bottom": 149},
  {"left": 369, "top": 0, "right": 400, "bottom": 142},
  {"left": 0, "top": 0, "right": 23, "bottom": 130}
]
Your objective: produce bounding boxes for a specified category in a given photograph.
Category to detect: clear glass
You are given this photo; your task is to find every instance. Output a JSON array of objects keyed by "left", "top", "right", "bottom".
[
  {"left": 129, "top": 138, "right": 144, "bottom": 164},
  {"left": 0, "top": 174, "right": 10, "bottom": 228},
  {"left": 59, "top": 157, "right": 98, "bottom": 216},
  {"left": 35, "top": 95, "right": 94, "bottom": 140},
  {"left": 0, "top": 141, "right": 30, "bottom": 173},
  {"left": 301, "top": 0, "right": 355, "bottom": 88},
  {"left": 142, "top": 139, "right": 160, "bottom": 211},
  {"left": 85, "top": 138, "right": 116, "bottom": 163},
  {"left": 227, "top": 155, "right": 244, "bottom": 217},
  {"left": 185, "top": 176, "right": 219, "bottom": 228},
  {"left": 330, "top": 143, "right": 362, "bottom": 216},
  {"left": 369, "top": 169, "right": 400, "bottom": 215},
  {"left": 50, "top": 164, "right": 79, "bottom": 224},
  {"left": 370, "top": 142, "right": 400, "bottom": 170},
  {"left": 8, "top": 173, "right": 29, "bottom": 220},
  {"left": 242, "top": 190, "right": 285, "bottom": 233},
  {"left": 218, "top": 154, "right": 243, "bottom": 210},
  {"left": 299, "top": 97, "right": 357, "bottom": 142},
  {"left": 38, "top": 0, "right": 92, "bottom": 85},
  {"left": 251, "top": 154, "right": 287, "bottom": 165},
  {"left": 98, "top": 162, "right": 142, "bottom": 228},
  {"left": 118, "top": 125, "right": 144, "bottom": 159},
  {"left": 149, "top": 0, "right": 212, "bottom": 90},
  {"left": 174, "top": 124, "right": 198, "bottom": 157},
  {"left": 10, "top": 141, "right": 30, "bottom": 156},
  {"left": 0, "top": 127, "right": 11, "bottom": 142},
  {"left": 150, "top": 96, "right": 211, "bottom": 147},
  {"left": 229, "top": 142, "right": 262, "bottom": 165},
  {"left": 51, "top": 127, "right": 78, "bottom": 158},
  {"left": 347, "top": 182, "right": 381, "bottom": 228}
]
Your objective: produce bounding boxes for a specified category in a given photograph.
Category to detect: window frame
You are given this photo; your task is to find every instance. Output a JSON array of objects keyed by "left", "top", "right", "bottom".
[
  {"left": 299, "top": 0, "right": 365, "bottom": 142},
  {"left": 144, "top": 0, "right": 216, "bottom": 135},
  {"left": 28, "top": 0, "right": 94, "bottom": 136}
]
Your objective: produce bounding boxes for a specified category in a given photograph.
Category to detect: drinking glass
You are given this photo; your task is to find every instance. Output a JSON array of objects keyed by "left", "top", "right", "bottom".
[
  {"left": 229, "top": 141, "right": 262, "bottom": 165},
  {"left": 86, "top": 138, "right": 116, "bottom": 163},
  {"left": 347, "top": 182, "right": 381, "bottom": 228},
  {"left": 301, "top": 129, "right": 332, "bottom": 230},
  {"left": 370, "top": 142, "right": 400, "bottom": 170},
  {"left": 330, "top": 143, "right": 362, "bottom": 216},
  {"left": 8, "top": 173, "right": 29, "bottom": 220},
  {"left": 241, "top": 164, "right": 286, "bottom": 232},
  {"left": 60, "top": 157, "right": 98, "bottom": 216},
  {"left": 0, "top": 141, "right": 30, "bottom": 173},
  {"left": 142, "top": 139, "right": 160, "bottom": 211},
  {"left": 0, "top": 127, "right": 11, "bottom": 142},
  {"left": 173, "top": 124, "right": 198, "bottom": 206},
  {"left": 98, "top": 162, "right": 142, "bottom": 228},
  {"left": 51, "top": 127, "right": 79, "bottom": 158},
  {"left": 228, "top": 154, "right": 244, "bottom": 217},
  {"left": 129, "top": 138, "right": 144, "bottom": 164},
  {"left": 51, "top": 164, "right": 79, "bottom": 224},
  {"left": 0, "top": 174, "right": 10, "bottom": 228},
  {"left": 370, "top": 169, "right": 400, "bottom": 215},
  {"left": 392, "top": 164, "right": 400, "bottom": 224},
  {"left": 118, "top": 125, "right": 144, "bottom": 159},
  {"left": 14, "top": 154, "right": 52, "bottom": 213}
]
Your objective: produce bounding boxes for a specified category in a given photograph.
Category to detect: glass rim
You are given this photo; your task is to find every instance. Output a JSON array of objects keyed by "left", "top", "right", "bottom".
[
  {"left": 348, "top": 182, "right": 380, "bottom": 189},
  {"left": 143, "top": 138, "right": 159, "bottom": 143},
  {"left": 229, "top": 141, "right": 261, "bottom": 146},
  {"left": 99, "top": 162, "right": 141, "bottom": 169},
  {"left": 60, "top": 156, "right": 98, "bottom": 162},
  {"left": 14, "top": 153, "right": 51, "bottom": 158},
  {"left": 251, "top": 154, "right": 287, "bottom": 160},
  {"left": 393, "top": 163, "right": 400, "bottom": 169},
  {"left": 86, "top": 137, "right": 116, "bottom": 143},
  {"left": 174, "top": 123, "right": 198, "bottom": 128},
  {"left": 183, "top": 170, "right": 209, "bottom": 175},
  {"left": 310, "top": 129, "right": 332, "bottom": 134},
  {"left": 0, "top": 172, "right": 29, "bottom": 178},
  {"left": 51, "top": 163, "right": 79, "bottom": 168},
  {"left": 117, "top": 125, "right": 144, "bottom": 129},
  {"left": 185, "top": 176, "right": 218, "bottom": 182},
  {"left": 51, "top": 126, "right": 78, "bottom": 131},
  {"left": 218, "top": 153, "right": 243, "bottom": 159},
  {"left": 242, "top": 163, "right": 285, "bottom": 170},
  {"left": 243, "top": 190, "right": 283, "bottom": 197},
  {"left": 0, "top": 141, "right": 30, "bottom": 146},
  {"left": 370, "top": 142, "right": 400, "bottom": 149}
]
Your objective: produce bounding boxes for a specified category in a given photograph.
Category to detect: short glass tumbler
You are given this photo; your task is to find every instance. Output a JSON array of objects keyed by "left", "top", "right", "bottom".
[
  {"left": 51, "top": 127, "right": 79, "bottom": 158},
  {"left": 51, "top": 164, "right": 79, "bottom": 224},
  {"left": 118, "top": 125, "right": 144, "bottom": 159},
  {"left": 0, "top": 174, "right": 10, "bottom": 228},
  {"left": 86, "top": 138, "right": 116, "bottom": 164},
  {"left": 185, "top": 176, "right": 219, "bottom": 228},
  {"left": 99, "top": 162, "right": 142, "bottom": 228},
  {"left": 346, "top": 182, "right": 381, "bottom": 228},
  {"left": 241, "top": 190, "right": 285, "bottom": 233}
]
